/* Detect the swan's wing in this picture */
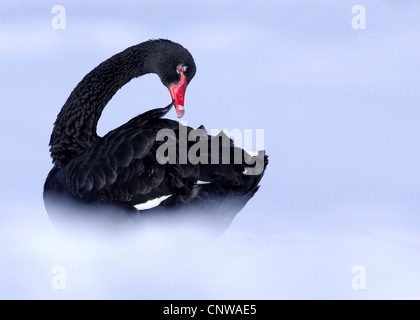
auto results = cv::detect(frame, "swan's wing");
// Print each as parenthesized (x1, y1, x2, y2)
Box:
(61, 116, 199, 208)
(59, 112, 268, 216)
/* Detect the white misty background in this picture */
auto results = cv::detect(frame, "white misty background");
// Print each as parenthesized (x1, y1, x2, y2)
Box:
(0, 0, 419, 299)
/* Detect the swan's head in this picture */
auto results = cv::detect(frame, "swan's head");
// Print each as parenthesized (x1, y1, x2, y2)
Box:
(152, 40, 196, 118)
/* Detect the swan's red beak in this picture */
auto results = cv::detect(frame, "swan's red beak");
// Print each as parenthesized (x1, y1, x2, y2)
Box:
(169, 73, 187, 118)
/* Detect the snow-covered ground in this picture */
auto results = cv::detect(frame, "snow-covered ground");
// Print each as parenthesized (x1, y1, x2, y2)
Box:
(1, 1, 420, 299)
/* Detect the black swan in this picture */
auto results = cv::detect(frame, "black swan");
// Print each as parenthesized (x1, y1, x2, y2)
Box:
(43, 39, 268, 234)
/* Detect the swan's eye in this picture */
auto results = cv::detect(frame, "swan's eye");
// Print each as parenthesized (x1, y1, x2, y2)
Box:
(177, 65, 187, 74)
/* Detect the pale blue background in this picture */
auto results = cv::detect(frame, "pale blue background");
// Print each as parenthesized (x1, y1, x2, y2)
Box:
(1, 0, 420, 299)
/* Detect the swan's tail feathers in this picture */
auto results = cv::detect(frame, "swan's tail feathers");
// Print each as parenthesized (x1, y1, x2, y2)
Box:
(139, 150, 269, 234)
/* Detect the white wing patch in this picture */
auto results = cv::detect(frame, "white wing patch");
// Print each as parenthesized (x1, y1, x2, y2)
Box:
(134, 195, 172, 211)
(196, 180, 211, 185)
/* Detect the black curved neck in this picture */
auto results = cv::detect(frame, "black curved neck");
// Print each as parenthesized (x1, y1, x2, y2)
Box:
(49, 41, 163, 168)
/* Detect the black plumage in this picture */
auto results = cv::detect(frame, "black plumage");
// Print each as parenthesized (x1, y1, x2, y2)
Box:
(44, 39, 268, 234)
